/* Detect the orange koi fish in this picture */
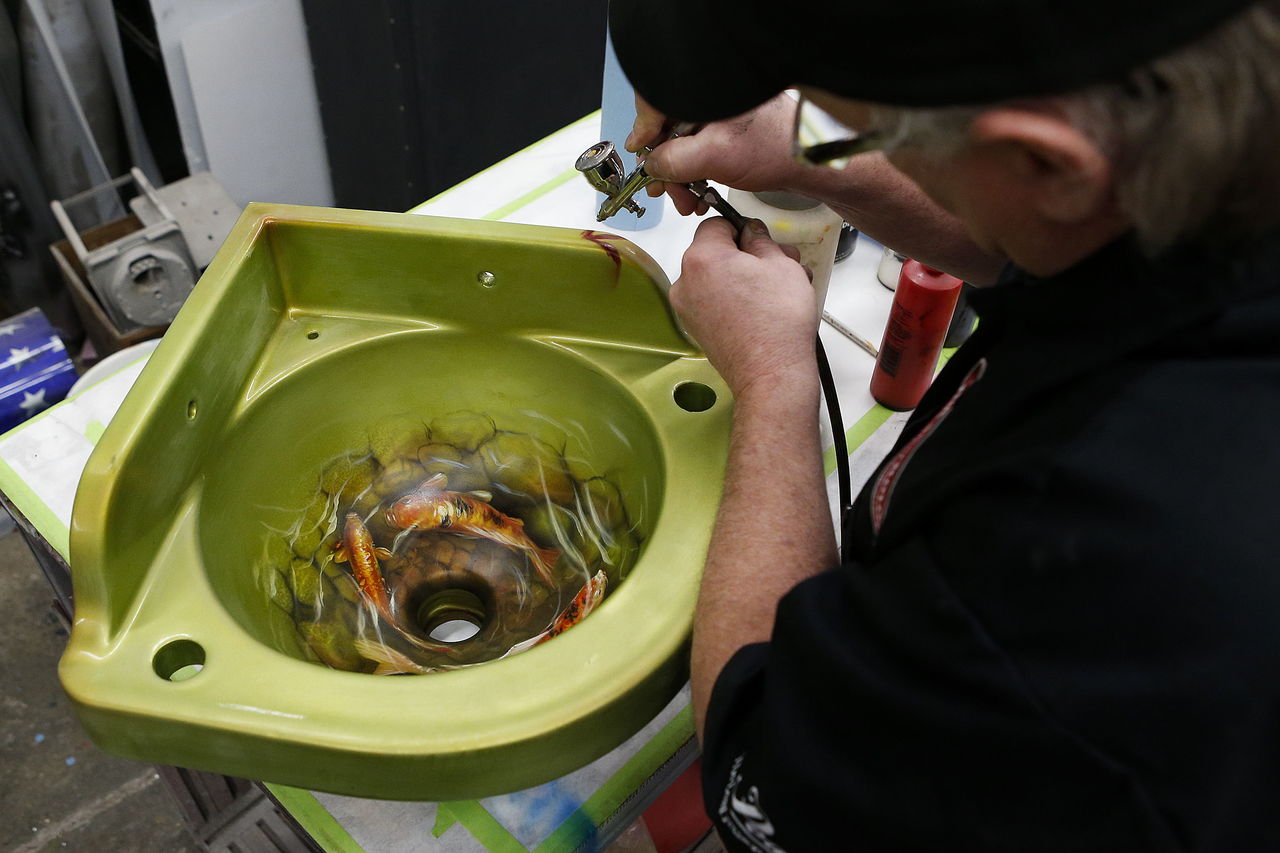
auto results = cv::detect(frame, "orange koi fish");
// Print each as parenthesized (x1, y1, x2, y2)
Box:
(504, 570, 608, 655)
(545, 569, 607, 640)
(384, 474, 560, 585)
(333, 512, 450, 655)
(333, 512, 394, 619)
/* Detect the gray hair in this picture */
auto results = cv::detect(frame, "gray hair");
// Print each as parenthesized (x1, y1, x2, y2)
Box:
(873, 0, 1280, 254)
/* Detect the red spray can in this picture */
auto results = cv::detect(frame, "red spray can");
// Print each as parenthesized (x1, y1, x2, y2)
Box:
(870, 260, 964, 411)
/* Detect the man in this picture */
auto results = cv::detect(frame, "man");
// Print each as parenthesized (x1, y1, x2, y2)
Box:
(610, 0, 1280, 849)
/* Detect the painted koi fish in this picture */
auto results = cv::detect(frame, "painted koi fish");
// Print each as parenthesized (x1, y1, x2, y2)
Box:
(353, 637, 436, 676)
(545, 569, 607, 640)
(333, 512, 451, 655)
(333, 512, 394, 620)
(505, 570, 608, 655)
(384, 473, 561, 585)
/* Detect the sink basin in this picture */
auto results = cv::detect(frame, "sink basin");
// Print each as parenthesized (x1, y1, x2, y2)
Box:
(60, 204, 731, 800)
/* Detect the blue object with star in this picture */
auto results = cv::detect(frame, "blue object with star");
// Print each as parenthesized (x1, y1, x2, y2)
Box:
(0, 308, 77, 434)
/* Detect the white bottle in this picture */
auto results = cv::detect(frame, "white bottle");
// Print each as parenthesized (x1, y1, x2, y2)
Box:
(727, 189, 843, 309)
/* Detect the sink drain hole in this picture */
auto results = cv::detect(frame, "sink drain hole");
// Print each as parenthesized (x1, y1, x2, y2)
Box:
(306, 330, 320, 340)
(154, 639, 206, 682)
(673, 381, 716, 412)
(416, 589, 486, 644)
(431, 619, 481, 643)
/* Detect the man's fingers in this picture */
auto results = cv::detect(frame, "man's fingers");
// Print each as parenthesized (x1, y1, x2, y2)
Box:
(686, 218, 810, 280)
(687, 216, 742, 256)
(689, 217, 806, 270)
(776, 244, 814, 280)
(672, 217, 738, 308)
(736, 221, 810, 280)
(643, 136, 709, 184)
(646, 176, 711, 217)
(626, 94, 666, 153)
(668, 185, 703, 216)
(735, 219, 790, 261)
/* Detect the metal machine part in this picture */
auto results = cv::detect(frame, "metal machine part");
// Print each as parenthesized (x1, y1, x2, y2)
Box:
(50, 167, 196, 331)
(128, 171, 241, 269)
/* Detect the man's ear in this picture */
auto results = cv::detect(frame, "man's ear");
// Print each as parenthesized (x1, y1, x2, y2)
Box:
(968, 108, 1116, 223)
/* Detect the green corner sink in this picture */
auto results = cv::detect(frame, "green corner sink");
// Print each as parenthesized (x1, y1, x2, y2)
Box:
(60, 204, 731, 800)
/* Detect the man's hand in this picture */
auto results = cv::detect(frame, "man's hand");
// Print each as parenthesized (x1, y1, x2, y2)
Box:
(670, 217, 818, 398)
(625, 93, 799, 216)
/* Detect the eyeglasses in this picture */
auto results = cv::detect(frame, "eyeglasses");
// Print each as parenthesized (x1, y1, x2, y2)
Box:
(791, 94, 886, 170)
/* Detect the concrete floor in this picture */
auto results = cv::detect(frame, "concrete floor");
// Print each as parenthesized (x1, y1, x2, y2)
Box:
(0, 528, 203, 853)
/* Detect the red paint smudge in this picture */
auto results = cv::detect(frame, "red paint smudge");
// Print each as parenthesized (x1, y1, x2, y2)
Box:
(581, 230, 622, 284)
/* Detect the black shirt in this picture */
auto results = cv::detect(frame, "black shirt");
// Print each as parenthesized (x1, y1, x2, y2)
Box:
(701, 235, 1280, 852)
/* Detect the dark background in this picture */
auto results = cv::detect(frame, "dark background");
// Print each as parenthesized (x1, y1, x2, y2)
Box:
(0, 0, 608, 329)
(302, 0, 608, 211)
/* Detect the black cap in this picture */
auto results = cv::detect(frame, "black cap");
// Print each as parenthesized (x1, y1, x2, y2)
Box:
(609, 0, 1258, 121)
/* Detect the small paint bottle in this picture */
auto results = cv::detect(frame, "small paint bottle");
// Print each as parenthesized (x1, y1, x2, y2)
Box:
(835, 221, 859, 263)
(870, 260, 963, 411)
(876, 246, 906, 290)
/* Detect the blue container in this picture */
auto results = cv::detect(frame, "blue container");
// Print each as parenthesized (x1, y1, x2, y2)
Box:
(599, 28, 663, 231)
(0, 308, 78, 433)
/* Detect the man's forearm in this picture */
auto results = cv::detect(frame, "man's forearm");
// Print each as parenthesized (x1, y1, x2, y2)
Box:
(691, 364, 837, 741)
(780, 155, 1007, 286)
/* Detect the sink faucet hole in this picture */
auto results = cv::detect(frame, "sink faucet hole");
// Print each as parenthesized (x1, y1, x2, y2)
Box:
(154, 639, 206, 682)
(673, 381, 716, 413)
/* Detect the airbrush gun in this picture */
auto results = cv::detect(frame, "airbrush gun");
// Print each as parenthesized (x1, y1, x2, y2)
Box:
(576, 120, 879, 361)
(575, 123, 750, 232)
